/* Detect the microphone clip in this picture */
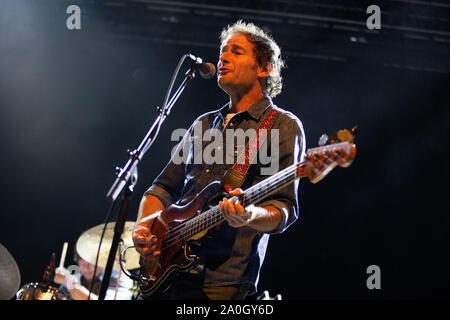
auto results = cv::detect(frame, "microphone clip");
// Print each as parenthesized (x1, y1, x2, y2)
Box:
(187, 53, 203, 65)
(186, 53, 216, 79)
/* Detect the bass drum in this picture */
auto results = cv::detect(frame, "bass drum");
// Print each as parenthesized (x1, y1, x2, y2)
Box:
(16, 282, 71, 300)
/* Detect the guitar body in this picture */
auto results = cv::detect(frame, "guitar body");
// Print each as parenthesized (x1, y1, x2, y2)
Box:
(138, 181, 223, 298)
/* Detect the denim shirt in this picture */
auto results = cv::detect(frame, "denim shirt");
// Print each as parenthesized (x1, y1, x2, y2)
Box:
(144, 95, 306, 291)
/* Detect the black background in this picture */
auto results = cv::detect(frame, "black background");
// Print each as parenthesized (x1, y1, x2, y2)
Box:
(1, 0, 449, 300)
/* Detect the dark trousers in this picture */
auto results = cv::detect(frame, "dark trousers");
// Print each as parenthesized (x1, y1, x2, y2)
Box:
(138, 279, 250, 300)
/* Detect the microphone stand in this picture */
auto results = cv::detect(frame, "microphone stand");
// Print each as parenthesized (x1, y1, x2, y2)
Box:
(98, 56, 198, 300)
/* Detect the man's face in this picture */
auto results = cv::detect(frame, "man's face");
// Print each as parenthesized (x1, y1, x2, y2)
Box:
(78, 258, 102, 281)
(217, 33, 263, 95)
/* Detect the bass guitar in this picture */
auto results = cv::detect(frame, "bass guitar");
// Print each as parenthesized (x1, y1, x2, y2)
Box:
(136, 127, 357, 298)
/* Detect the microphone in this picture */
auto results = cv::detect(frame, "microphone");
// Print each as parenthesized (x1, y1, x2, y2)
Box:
(187, 54, 216, 79)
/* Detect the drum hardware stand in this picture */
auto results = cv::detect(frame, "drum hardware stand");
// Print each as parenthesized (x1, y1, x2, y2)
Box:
(112, 242, 125, 300)
(42, 252, 56, 289)
(16, 253, 72, 300)
(98, 55, 201, 300)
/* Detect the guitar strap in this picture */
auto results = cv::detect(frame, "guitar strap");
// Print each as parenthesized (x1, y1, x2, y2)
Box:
(222, 107, 281, 192)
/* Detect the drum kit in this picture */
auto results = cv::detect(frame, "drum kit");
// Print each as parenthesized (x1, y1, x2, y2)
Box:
(0, 222, 140, 300)
(0, 243, 21, 300)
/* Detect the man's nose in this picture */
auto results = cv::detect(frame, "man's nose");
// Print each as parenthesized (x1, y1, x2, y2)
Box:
(219, 52, 230, 65)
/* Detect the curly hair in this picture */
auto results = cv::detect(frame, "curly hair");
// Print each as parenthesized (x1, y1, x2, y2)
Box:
(220, 20, 285, 98)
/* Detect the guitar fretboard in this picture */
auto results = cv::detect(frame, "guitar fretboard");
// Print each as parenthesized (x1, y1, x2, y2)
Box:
(181, 162, 299, 241)
(177, 141, 352, 242)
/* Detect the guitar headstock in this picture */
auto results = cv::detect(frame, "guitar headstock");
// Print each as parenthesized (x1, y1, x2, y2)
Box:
(297, 127, 357, 183)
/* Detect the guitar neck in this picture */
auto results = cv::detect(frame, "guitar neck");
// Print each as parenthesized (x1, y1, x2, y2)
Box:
(182, 163, 299, 240)
(180, 140, 355, 241)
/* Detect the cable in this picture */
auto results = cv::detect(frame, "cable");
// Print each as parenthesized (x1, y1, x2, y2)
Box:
(143, 54, 189, 154)
(87, 198, 118, 300)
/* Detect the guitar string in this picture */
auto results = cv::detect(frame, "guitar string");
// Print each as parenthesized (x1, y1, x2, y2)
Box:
(161, 156, 335, 250)
(160, 162, 299, 250)
(157, 143, 346, 244)
(159, 156, 299, 240)
(161, 151, 307, 241)
(160, 148, 344, 250)
(162, 145, 345, 243)
(160, 151, 341, 250)
(160, 148, 344, 249)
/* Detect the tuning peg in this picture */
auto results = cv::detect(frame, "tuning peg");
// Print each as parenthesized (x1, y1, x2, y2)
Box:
(336, 129, 355, 143)
(351, 126, 358, 138)
(127, 149, 140, 159)
(318, 134, 328, 146)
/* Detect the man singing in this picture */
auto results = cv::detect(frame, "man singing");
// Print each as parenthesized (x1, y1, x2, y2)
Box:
(133, 20, 305, 300)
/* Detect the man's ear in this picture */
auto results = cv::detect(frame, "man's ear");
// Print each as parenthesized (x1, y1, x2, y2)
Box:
(257, 62, 273, 78)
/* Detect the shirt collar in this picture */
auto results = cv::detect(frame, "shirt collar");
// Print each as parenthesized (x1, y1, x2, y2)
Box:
(219, 94, 273, 121)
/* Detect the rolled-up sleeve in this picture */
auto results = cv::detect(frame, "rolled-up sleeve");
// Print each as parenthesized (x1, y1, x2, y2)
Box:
(144, 120, 197, 207)
(144, 183, 176, 209)
(257, 116, 306, 234)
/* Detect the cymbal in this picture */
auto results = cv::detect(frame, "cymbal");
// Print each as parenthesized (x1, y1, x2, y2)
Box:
(76, 221, 140, 270)
(0, 243, 21, 300)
